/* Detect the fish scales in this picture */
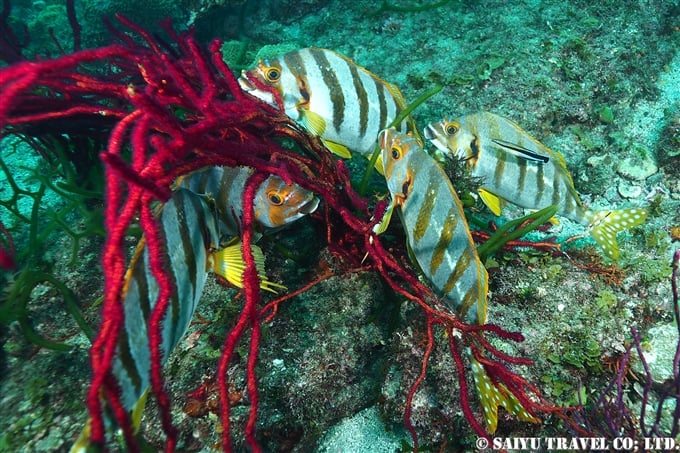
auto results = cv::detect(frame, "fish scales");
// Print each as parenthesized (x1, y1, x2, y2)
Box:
(113, 167, 319, 410)
(113, 188, 218, 409)
(379, 128, 539, 433)
(455, 113, 581, 217)
(239, 47, 408, 160)
(179, 166, 251, 236)
(425, 111, 647, 259)
(380, 129, 487, 325)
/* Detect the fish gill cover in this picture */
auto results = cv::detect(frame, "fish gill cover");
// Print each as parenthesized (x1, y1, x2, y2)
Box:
(0, 0, 679, 452)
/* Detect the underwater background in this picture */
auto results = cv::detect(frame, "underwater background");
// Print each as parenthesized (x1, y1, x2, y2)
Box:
(1, 0, 680, 451)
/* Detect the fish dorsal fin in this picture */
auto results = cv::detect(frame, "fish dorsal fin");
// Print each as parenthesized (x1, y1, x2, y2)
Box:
(491, 138, 550, 164)
(478, 188, 504, 216)
(322, 139, 353, 159)
(552, 149, 577, 188)
(211, 241, 287, 293)
(299, 109, 328, 139)
(585, 207, 648, 260)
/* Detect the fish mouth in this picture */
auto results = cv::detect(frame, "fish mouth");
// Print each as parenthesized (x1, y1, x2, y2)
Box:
(423, 124, 436, 140)
(423, 124, 448, 152)
(299, 196, 320, 215)
(238, 71, 255, 92)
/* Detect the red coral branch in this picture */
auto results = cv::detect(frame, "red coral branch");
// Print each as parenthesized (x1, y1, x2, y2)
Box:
(0, 13, 570, 452)
(0, 219, 15, 270)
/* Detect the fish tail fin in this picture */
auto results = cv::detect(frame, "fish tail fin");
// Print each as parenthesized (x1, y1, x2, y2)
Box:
(585, 207, 647, 259)
(470, 356, 539, 433)
(211, 241, 287, 293)
(69, 419, 92, 453)
(70, 390, 149, 452)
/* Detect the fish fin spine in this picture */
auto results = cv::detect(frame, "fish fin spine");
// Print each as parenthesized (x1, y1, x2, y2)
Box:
(212, 242, 287, 293)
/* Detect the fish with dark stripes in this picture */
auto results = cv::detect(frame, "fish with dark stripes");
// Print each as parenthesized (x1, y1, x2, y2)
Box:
(72, 167, 318, 451)
(424, 111, 647, 259)
(238, 47, 412, 169)
(378, 128, 538, 433)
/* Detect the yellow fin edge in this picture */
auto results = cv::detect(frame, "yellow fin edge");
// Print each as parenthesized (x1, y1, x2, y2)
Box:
(212, 242, 286, 293)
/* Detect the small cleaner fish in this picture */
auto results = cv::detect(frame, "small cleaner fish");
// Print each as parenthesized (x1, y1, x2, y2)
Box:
(424, 111, 647, 259)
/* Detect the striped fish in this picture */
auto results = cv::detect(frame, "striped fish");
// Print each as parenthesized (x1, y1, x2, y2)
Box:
(424, 111, 647, 259)
(379, 128, 538, 433)
(112, 167, 318, 410)
(72, 167, 318, 451)
(238, 47, 412, 168)
(178, 166, 319, 233)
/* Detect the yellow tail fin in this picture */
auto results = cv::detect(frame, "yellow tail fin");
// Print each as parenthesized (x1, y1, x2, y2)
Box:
(586, 207, 647, 260)
(211, 242, 286, 293)
(470, 358, 539, 433)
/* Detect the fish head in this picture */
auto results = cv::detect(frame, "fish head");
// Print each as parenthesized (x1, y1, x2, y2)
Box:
(253, 175, 319, 228)
(424, 118, 473, 161)
(379, 128, 421, 205)
(239, 55, 303, 119)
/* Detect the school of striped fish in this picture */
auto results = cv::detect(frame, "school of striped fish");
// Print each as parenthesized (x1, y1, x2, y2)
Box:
(80, 47, 650, 446)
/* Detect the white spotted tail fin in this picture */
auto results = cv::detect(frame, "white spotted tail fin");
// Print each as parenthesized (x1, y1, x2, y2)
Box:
(585, 207, 647, 260)
(470, 356, 539, 433)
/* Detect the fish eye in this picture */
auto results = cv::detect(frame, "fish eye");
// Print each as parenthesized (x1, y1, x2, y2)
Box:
(445, 123, 458, 135)
(267, 191, 284, 205)
(390, 146, 402, 160)
(265, 67, 281, 82)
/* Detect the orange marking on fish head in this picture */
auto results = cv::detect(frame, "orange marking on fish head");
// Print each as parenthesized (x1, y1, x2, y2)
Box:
(253, 176, 319, 228)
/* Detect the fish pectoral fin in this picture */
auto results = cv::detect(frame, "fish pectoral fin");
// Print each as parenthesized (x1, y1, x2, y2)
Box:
(322, 139, 353, 159)
(586, 207, 648, 260)
(478, 189, 504, 216)
(211, 242, 287, 293)
(374, 153, 385, 175)
(491, 138, 550, 164)
(372, 199, 397, 235)
(470, 357, 540, 434)
(300, 109, 328, 139)
(527, 209, 560, 225)
(70, 388, 149, 453)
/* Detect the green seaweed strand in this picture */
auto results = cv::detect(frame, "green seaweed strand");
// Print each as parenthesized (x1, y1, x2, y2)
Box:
(15, 271, 93, 350)
(475, 205, 558, 262)
(359, 84, 443, 196)
(0, 180, 94, 350)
